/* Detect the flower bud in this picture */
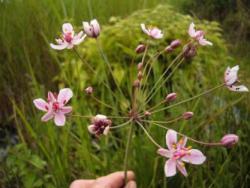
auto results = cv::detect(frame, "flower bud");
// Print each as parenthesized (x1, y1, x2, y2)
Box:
(220, 134, 239, 147)
(170, 39, 181, 49)
(83, 19, 100, 38)
(165, 92, 177, 102)
(135, 44, 146, 54)
(183, 44, 197, 58)
(133, 79, 140, 88)
(144, 111, 151, 116)
(165, 46, 173, 53)
(182, 111, 194, 120)
(137, 71, 143, 80)
(137, 62, 143, 71)
(85, 86, 93, 95)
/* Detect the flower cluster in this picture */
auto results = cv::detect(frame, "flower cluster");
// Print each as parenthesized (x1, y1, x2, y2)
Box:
(50, 19, 101, 50)
(34, 19, 248, 181)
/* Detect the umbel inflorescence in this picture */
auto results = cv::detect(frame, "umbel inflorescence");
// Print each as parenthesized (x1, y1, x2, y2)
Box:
(33, 20, 248, 180)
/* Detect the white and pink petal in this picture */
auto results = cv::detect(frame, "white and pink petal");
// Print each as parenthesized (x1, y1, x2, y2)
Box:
(90, 19, 100, 36)
(33, 99, 49, 112)
(227, 85, 249, 92)
(224, 65, 239, 86)
(57, 88, 73, 104)
(62, 23, 74, 34)
(157, 148, 172, 158)
(176, 161, 188, 177)
(164, 159, 177, 177)
(140, 24, 150, 35)
(188, 22, 196, 38)
(72, 31, 86, 45)
(61, 106, 72, 114)
(50, 43, 68, 50)
(166, 129, 177, 150)
(88, 124, 96, 134)
(181, 149, 206, 165)
(41, 111, 54, 122)
(199, 38, 213, 46)
(54, 112, 66, 126)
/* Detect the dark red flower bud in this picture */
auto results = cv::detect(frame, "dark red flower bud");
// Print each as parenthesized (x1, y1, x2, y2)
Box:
(135, 44, 146, 54)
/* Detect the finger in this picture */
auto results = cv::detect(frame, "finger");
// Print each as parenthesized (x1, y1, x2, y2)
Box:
(125, 180, 137, 188)
(69, 179, 95, 188)
(95, 171, 135, 188)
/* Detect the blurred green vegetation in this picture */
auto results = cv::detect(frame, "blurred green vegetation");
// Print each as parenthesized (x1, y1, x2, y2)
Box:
(0, 0, 250, 188)
(167, 0, 250, 63)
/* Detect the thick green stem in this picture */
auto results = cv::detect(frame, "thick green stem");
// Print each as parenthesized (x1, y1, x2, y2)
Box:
(123, 123, 134, 184)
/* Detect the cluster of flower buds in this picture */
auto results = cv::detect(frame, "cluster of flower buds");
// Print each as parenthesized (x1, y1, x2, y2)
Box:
(133, 62, 144, 88)
(165, 39, 181, 53)
(88, 114, 112, 136)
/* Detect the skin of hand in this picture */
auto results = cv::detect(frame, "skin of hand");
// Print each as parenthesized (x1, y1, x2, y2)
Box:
(70, 171, 136, 188)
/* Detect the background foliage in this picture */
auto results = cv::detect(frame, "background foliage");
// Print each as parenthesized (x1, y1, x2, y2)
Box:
(0, 0, 249, 187)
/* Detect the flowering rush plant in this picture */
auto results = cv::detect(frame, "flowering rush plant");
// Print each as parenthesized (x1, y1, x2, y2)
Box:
(33, 20, 248, 182)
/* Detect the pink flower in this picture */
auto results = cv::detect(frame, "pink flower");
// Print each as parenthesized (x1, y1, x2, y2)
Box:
(157, 129, 206, 177)
(141, 24, 163, 39)
(83, 19, 100, 38)
(50, 23, 86, 50)
(224, 65, 248, 92)
(188, 22, 212, 46)
(33, 88, 73, 126)
(88, 114, 112, 136)
(220, 134, 239, 147)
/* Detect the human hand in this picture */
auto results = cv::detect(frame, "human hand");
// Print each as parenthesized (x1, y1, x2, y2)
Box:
(70, 171, 136, 188)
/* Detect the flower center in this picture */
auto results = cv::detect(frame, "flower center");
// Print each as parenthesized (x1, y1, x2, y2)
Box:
(195, 30, 204, 39)
(173, 147, 191, 160)
(52, 102, 60, 112)
(64, 33, 73, 43)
